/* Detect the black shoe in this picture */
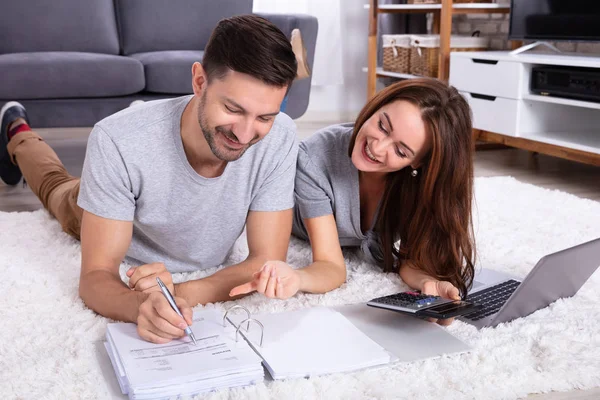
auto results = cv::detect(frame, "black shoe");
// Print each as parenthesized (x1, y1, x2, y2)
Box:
(0, 101, 30, 185)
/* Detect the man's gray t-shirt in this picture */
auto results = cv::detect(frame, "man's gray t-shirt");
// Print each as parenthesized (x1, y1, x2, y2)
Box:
(292, 123, 384, 265)
(78, 95, 298, 272)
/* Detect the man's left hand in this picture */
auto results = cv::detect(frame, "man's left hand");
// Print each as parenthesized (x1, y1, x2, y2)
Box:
(127, 262, 174, 294)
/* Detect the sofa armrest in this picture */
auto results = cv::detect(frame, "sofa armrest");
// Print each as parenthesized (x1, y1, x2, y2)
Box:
(254, 13, 318, 119)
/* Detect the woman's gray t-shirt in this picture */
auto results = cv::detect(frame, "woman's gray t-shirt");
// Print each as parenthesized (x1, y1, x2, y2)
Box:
(292, 123, 384, 265)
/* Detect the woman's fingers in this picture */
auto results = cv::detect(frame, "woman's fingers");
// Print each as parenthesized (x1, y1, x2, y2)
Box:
(255, 265, 272, 294)
(436, 281, 460, 300)
(437, 317, 455, 326)
(229, 265, 270, 297)
(229, 282, 256, 297)
(275, 277, 285, 299)
(230, 263, 293, 299)
(447, 285, 460, 300)
(264, 268, 277, 298)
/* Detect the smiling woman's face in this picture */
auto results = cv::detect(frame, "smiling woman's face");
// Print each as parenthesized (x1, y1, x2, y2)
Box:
(350, 100, 431, 174)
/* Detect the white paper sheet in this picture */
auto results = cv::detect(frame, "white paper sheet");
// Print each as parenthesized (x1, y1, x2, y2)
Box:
(228, 307, 392, 379)
(105, 309, 263, 399)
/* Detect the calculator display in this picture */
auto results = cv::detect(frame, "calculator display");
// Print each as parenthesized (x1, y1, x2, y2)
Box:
(429, 301, 473, 313)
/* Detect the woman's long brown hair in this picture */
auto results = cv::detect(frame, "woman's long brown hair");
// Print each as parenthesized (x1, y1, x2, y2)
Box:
(348, 79, 476, 297)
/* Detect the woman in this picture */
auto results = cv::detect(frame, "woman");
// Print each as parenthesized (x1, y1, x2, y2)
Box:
(230, 79, 476, 312)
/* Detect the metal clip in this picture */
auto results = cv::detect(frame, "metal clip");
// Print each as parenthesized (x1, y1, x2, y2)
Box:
(235, 318, 265, 347)
(223, 305, 251, 330)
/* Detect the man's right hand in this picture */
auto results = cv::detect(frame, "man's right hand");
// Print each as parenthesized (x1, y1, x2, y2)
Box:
(136, 292, 193, 344)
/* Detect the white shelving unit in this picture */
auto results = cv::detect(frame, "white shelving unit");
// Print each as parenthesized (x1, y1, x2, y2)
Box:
(522, 94, 600, 110)
(376, 67, 419, 80)
(366, 1, 511, 99)
(520, 132, 600, 155)
(362, 66, 420, 80)
(449, 50, 600, 165)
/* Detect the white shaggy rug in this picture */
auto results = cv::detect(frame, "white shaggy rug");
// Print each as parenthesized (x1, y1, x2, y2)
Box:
(1, 176, 600, 400)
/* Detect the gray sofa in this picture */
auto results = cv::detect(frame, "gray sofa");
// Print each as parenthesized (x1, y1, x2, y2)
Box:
(0, 0, 317, 128)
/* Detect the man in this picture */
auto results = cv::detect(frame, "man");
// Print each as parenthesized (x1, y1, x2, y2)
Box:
(0, 15, 299, 344)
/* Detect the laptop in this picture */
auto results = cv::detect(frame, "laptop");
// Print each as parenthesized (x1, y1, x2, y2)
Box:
(461, 237, 600, 329)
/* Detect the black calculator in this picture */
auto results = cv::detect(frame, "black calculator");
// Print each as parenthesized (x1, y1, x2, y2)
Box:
(367, 291, 482, 319)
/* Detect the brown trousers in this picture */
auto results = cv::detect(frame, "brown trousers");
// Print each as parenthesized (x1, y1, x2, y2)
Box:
(8, 130, 83, 239)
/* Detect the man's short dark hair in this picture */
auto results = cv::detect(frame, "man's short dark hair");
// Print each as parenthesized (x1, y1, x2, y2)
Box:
(202, 15, 297, 88)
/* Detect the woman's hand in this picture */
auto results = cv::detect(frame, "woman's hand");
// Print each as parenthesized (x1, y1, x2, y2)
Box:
(422, 280, 460, 301)
(229, 261, 301, 299)
(420, 280, 461, 326)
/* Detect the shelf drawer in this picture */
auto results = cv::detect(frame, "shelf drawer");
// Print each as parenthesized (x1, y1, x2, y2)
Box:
(450, 55, 524, 99)
(461, 92, 520, 136)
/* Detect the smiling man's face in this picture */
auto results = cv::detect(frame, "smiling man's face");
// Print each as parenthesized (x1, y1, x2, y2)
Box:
(197, 70, 288, 162)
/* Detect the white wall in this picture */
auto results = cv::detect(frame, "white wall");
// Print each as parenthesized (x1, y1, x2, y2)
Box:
(304, 0, 369, 121)
(303, 0, 369, 121)
(253, 0, 370, 122)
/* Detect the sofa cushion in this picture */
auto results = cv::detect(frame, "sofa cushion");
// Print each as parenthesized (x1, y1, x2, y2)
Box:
(0, 0, 120, 55)
(0, 53, 145, 100)
(115, 0, 253, 55)
(130, 51, 204, 94)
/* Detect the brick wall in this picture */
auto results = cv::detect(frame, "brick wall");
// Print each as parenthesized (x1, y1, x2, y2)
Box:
(448, 0, 600, 54)
(452, 12, 510, 50)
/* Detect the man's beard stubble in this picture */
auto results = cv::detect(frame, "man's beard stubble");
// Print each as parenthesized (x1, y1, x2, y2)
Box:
(197, 95, 251, 162)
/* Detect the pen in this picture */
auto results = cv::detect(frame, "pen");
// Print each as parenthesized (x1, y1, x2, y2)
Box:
(156, 277, 197, 346)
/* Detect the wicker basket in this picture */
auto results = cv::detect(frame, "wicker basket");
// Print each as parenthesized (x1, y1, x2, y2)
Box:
(409, 35, 488, 77)
(382, 34, 412, 73)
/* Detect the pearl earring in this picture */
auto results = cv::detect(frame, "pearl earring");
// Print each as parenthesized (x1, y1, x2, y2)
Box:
(411, 169, 418, 177)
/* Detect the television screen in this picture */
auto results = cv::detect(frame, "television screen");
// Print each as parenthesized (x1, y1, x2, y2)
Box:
(509, 0, 600, 41)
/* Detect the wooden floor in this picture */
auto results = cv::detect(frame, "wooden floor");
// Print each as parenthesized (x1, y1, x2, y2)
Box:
(1, 124, 599, 400)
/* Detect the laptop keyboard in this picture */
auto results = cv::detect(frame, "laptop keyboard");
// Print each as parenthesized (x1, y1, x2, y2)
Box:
(463, 280, 521, 321)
